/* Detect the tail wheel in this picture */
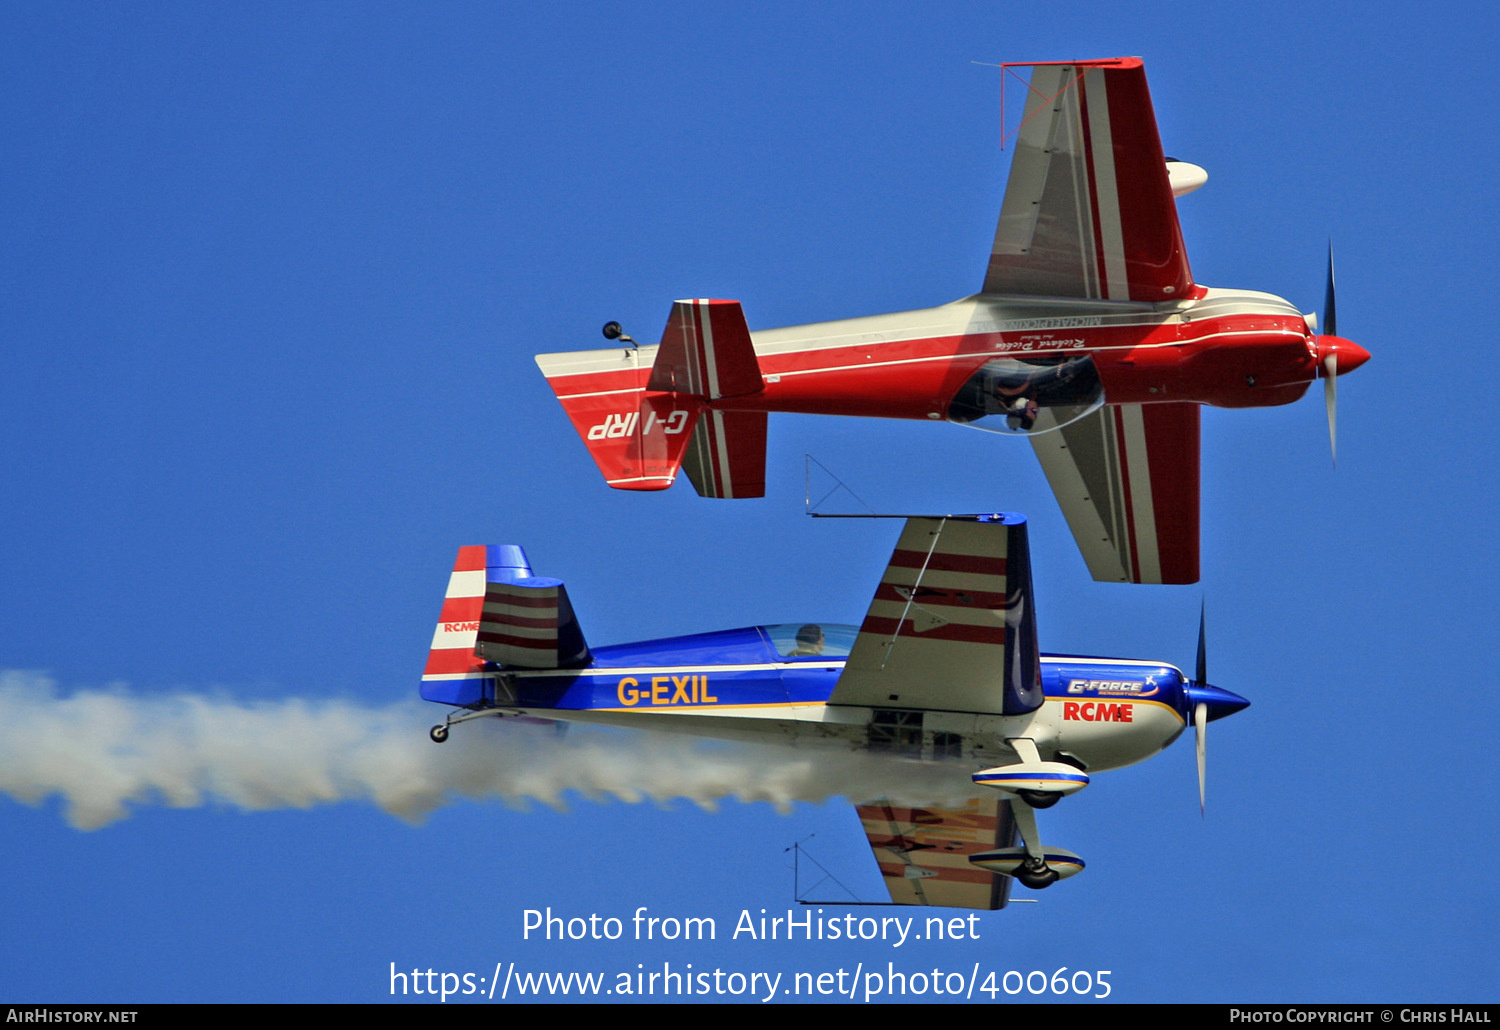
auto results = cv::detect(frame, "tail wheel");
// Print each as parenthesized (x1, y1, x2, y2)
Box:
(429, 725, 449, 744)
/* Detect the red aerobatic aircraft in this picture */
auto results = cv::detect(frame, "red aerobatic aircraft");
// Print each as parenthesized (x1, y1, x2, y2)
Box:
(537, 58, 1369, 584)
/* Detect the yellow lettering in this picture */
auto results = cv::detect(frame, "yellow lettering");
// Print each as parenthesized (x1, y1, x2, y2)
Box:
(651, 676, 669, 705)
(617, 677, 640, 707)
(671, 675, 692, 704)
(699, 675, 717, 704)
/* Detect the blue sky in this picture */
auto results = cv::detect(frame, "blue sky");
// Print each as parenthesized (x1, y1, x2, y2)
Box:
(3, 1, 1498, 1004)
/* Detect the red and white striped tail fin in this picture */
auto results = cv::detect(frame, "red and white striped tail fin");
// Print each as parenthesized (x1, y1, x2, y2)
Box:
(420, 545, 499, 706)
(420, 545, 593, 705)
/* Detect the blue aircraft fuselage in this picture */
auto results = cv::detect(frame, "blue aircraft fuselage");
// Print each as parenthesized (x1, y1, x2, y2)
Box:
(421, 624, 1247, 774)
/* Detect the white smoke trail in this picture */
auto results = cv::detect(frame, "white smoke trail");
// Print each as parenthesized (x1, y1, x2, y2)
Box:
(0, 671, 979, 830)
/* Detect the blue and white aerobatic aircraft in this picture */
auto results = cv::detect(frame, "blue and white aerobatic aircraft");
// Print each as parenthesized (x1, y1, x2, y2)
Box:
(420, 515, 1247, 909)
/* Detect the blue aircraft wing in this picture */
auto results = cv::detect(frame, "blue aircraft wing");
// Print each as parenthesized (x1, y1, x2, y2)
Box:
(829, 514, 1042, 717)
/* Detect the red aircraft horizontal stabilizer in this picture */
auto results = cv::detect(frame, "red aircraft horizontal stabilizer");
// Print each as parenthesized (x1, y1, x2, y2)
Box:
(536, 299, 766, 494)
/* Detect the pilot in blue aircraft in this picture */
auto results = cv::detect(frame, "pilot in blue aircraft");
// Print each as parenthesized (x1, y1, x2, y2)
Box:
(788, 624, 825, 657)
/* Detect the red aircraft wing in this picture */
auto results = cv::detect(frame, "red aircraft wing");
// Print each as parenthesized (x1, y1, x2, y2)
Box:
(983, 58, 1194, 302)
(1029, 401, 1200, 584)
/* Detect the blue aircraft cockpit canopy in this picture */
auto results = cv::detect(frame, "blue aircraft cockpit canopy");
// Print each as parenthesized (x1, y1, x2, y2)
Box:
(764, 623, 857, 659)
(588, 626, 776, 668)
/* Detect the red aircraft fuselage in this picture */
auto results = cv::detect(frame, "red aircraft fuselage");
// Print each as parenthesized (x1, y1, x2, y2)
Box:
(546, 286, 1366, 429)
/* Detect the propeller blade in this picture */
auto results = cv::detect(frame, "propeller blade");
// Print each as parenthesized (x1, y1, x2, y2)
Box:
(1324, 243, 1337, 339)
(1193, 606, 1208, 814)
(1194, 701, 1208, 815)
(1322, 243, 1339, 464)
(1195, 601, 1207, 687)
(1324, 351, 1338, 465)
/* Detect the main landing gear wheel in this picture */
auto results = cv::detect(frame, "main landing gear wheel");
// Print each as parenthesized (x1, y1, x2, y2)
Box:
(1016, 789, 1061, 809)
(429, 724, 449, 744)
(1016, 858, 1059, 890)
